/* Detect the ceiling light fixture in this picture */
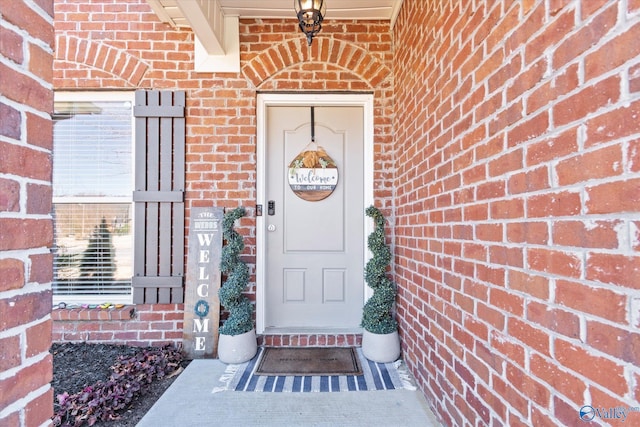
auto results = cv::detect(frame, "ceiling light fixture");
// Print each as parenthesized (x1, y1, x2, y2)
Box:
(294, 0, 326, 46)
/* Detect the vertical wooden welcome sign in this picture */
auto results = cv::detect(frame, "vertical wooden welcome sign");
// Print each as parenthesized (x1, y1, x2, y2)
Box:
(183, 207, 223, 359)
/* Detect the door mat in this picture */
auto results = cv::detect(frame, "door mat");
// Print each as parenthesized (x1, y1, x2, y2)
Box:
(212, 347, 417, 393)
(255, 347, 362, 376)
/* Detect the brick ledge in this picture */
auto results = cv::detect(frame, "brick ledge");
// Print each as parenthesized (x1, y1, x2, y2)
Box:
(259, 333, 362, 347)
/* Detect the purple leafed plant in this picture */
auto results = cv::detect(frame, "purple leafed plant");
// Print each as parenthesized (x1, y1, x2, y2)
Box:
(52, 345, 183, 427)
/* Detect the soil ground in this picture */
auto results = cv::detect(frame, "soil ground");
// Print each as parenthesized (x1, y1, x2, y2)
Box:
(51, 343, 187, 427)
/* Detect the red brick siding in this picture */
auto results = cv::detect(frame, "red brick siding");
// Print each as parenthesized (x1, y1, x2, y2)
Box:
(0, 0, 54, 425)
(260, 334, 361, 348)
(52, 0, 393, 346)
(394, 1, 640, 425)
(51, 305, 183, 346)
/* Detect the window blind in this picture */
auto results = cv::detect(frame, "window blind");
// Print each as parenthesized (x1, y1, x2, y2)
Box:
(52, 203, 132, 295)
(53, 101, 132, 198)
(52, 97, 133, 299)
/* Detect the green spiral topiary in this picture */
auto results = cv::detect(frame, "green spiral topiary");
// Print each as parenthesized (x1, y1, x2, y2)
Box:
(218, 207, 254, 336)
(360, 205, 398, 334)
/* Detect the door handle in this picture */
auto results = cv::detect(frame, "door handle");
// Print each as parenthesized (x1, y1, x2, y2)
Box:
(268, 200, 275, 215)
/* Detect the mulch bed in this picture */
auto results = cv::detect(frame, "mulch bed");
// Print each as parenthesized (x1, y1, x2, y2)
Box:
(51, 343, 188, 427)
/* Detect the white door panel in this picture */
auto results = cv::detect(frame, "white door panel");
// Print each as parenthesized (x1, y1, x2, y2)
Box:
(265, 106, 364, 330)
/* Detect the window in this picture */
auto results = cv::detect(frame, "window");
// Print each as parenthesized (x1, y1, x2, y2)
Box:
(52, 92, 134, 303)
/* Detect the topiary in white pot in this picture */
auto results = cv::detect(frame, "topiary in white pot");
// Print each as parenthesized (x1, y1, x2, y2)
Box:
(217, 207, 257, 364)
(360, 205, 400, 363)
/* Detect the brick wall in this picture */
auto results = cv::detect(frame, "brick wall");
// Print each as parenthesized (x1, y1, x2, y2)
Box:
(51, 304, 183, 346)
(0, 0, 54, 425)
(52, 0, 393, 346)
(394, 0, 640, 425)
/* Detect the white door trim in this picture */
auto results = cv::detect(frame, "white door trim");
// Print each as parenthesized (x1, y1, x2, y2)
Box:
(256, 93, 375, 334)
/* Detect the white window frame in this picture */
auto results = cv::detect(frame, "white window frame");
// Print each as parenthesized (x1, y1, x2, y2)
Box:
(52, 91, 135, 305)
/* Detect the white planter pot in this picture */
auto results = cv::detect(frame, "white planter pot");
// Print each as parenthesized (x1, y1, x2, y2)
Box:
(362, 329, 401, 363)
(218, 329, 258, 364)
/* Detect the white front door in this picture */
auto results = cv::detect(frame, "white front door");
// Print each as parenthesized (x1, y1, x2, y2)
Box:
(262, 104, 365, 331)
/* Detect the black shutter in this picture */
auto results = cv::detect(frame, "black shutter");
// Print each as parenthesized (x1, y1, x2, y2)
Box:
(132, 90, 185, 304)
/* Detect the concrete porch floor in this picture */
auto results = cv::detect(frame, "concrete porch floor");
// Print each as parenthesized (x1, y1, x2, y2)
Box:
(137, 358, 441, 427)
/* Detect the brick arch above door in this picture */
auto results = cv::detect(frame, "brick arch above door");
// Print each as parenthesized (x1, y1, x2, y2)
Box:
(54, 35, 149, 88)
(242, 38, 391, 89)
